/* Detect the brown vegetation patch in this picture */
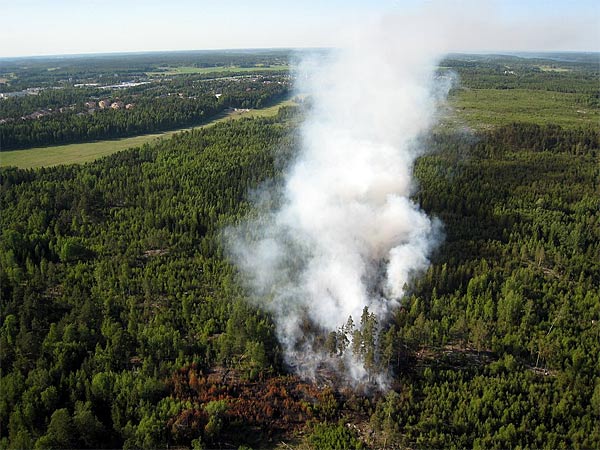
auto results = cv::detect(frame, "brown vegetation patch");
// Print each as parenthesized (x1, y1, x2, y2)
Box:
(142, 248, 169, 258)
(166, 364, 331, 446)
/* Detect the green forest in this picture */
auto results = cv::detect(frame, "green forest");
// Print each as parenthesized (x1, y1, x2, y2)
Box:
(1, 53, 599, 449)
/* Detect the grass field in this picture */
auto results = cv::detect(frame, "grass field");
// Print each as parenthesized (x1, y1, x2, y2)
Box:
(146, 65, 289, 76)
(0, 99, 297, 169)
(445, 88, 598, 129)
(4, 87, 595, 169)
(537, 65, 572, 72)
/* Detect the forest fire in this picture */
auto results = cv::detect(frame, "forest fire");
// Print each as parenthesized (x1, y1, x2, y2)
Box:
(165, 364, 367, 447)
(228, 17, 451, 388)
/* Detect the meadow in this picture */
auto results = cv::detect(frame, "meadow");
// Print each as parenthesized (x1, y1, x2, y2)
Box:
(446, 88, 598, 130)
(3, 83, 596, 169)
(3, 85, 595, 169)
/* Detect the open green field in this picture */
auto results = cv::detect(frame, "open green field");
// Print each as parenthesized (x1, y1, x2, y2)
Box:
(0, 99, 297, 169)
(146, 65, 289, 76)
(537, 65, 572, 72)
(4, 86, 596, 169)
(445, 88, 599, 129)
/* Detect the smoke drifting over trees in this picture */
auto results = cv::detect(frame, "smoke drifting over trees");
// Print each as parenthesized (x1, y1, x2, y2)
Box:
(228, 18, 451, 386)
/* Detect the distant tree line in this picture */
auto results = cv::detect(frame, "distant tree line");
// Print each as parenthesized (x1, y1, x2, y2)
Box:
(0, 50, 291, 91)
(0, 76, 290, 150)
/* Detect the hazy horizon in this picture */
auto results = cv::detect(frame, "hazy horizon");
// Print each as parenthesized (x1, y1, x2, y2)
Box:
(1, 47, 599, 62)
(2, 0, 599, 58)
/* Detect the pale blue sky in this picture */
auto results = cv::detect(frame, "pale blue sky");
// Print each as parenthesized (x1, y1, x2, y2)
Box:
(1, 0, 598, 57)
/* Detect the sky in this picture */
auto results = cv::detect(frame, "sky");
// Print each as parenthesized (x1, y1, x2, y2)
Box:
(1, 0, 598, 57)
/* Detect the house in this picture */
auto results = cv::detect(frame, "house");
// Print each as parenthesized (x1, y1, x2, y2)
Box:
(98, 99, 111, 109)
(110, 101, 124, 110)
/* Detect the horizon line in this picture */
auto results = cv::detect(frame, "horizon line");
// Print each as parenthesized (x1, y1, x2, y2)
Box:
(1, 47, 599, 61)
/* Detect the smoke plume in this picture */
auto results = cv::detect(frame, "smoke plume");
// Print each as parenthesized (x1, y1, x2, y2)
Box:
(228, 15, 451, 387)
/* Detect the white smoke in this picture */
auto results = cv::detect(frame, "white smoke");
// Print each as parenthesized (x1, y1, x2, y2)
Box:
(228, 14, 451, 386)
